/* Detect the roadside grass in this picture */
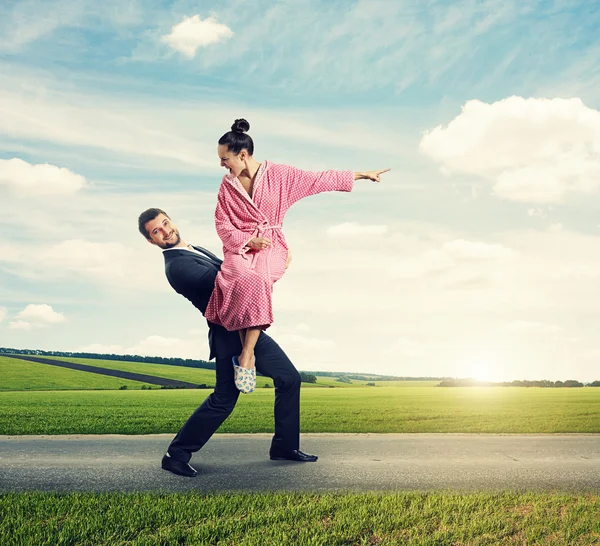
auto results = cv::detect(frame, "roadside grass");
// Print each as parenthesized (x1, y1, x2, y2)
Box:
(1, 386, 599, 435)
(0, 356, 155, 391)
(0, 491, 598, 545)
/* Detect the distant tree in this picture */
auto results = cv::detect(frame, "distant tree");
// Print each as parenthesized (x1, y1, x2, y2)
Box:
(335, 377, 352, 384)
(299, 372, 317, 384)
(366, 382, 376, 386)
(588, 381, 600, 387)
(263, 383, 272, 388)
(119, 385, 128, 390)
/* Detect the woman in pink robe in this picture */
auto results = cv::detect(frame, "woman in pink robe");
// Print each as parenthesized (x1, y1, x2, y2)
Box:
(204, 119, 389, 374)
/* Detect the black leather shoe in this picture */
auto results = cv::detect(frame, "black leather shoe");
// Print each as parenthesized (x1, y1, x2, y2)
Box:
(269, 449, 318, 462)
(161, 453, 197, 477)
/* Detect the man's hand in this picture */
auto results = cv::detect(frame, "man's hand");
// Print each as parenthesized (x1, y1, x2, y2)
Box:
(354, 168, 391, 182)
(247, 237, 272, 250)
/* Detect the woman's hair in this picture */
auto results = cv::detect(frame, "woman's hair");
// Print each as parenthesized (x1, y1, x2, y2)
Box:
(218, 118, 254, 155)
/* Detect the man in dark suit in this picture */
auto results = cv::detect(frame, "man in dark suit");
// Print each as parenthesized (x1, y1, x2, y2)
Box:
(138, 207, 317, 477)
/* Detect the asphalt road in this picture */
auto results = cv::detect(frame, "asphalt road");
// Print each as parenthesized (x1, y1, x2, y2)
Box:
(0, 433, 598, 493)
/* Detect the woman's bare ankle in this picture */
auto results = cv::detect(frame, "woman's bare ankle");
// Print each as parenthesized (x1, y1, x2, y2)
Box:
(238, 350, 255, 369)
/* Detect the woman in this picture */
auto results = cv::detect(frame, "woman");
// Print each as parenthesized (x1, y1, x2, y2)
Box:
(204, 119, 389, 392)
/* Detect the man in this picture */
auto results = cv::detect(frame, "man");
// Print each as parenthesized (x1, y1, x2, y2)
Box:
(138, 208, 317, 477)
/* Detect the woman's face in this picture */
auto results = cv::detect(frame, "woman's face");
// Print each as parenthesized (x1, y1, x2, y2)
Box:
(218, 144, 246, 177)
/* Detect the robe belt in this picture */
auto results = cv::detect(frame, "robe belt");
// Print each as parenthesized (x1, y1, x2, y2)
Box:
(249, 223, 282, 270)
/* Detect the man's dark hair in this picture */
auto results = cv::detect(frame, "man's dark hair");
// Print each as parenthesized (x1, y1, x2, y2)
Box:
(138, 208, 169, 239)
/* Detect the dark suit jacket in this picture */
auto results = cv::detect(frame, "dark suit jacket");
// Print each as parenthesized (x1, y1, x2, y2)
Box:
(163, 245, 241, 360)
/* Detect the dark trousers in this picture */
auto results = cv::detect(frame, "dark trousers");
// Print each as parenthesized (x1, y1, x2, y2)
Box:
(167, 333, 301, 463)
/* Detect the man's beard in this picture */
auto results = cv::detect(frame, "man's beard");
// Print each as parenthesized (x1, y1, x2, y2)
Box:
(162, 231, 181, 249)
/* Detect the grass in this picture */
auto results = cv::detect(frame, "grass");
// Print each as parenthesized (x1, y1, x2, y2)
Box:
(0, 356, 155, 391)
(1, 386, 599, 435)
(0, 491, 598, 545)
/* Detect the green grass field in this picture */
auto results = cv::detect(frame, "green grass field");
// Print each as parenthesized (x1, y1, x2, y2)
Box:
(0, 491, 598, 545)
(0, 356, 155, 391)
(1, 386, 598, 435)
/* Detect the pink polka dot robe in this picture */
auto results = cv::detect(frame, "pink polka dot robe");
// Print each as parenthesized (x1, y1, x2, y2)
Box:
(204, 161, 354, 332)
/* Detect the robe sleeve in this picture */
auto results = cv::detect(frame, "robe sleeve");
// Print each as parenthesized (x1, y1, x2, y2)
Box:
(281, 164, 354, 208)
(214, 184, 255, 255)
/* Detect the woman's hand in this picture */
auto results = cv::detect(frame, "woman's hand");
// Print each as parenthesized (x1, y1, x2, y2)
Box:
(355, 168, 391, 182)
(247, 237, 272, 250)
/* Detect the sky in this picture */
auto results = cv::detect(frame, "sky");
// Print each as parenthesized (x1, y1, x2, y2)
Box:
(2, 0, 600, 382)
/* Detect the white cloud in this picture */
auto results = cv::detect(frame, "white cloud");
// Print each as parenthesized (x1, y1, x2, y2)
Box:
(78, 334, 211, 361)
(548, 223, 563, 232)
(420, 96, 600, 203)
(9, 320, 31, 331)
(16, 303, 66, 328)
(501, 320, 563, 334)
(0, 158, 87, 197)
(267, 327, 337, 370)
(384, 338, 427, 358)
(528, 207, 549, 218)
(37, 240, 129, 279)
(441, 239, 514, 261)
(388, 238, 514, 281)
(77, 343, 125, 354)
(8, 304, 66, 331)
(161, 15, 233, 57)
(327, 222, 388, 237)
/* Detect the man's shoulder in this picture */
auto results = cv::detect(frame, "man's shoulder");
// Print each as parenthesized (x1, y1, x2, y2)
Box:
(163, 250, 195, 276)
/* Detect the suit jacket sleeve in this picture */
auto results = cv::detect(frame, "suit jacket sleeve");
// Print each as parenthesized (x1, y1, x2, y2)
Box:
(165, 258, 215, 314)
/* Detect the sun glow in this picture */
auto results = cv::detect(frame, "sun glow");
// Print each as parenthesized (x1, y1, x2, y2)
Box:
(461, 351, 506, 383)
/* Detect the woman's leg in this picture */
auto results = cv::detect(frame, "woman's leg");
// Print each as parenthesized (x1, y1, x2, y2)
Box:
(238, 326, 263, 369)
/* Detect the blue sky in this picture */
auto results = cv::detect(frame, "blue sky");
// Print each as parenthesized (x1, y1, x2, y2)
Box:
(2, 0, 600, 381)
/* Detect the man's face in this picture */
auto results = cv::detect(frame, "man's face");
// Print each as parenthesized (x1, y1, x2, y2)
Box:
(218, 144, 246, 177)
(145, 213, 181, 249)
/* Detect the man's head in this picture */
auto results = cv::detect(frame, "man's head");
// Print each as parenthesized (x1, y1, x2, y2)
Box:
(138, 208, 182, 249)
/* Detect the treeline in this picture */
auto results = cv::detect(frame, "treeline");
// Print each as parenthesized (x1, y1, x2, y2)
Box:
(0, 347, 215, 371)
(303, 371, 449, 381)
(437, 379, 599, 388)
(299, 372, 317, 383)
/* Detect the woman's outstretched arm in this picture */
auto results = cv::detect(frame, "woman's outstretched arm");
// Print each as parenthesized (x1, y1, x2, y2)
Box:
(280, 164, 390, 208)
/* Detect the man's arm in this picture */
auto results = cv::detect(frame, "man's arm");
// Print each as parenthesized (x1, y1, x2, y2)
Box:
(166, 257, 217, 314)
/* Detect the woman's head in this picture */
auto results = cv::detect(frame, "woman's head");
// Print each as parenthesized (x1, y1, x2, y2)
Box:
(218, 118, 254, 176)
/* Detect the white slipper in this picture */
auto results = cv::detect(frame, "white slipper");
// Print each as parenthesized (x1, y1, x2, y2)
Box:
(232, 356, 256, 394)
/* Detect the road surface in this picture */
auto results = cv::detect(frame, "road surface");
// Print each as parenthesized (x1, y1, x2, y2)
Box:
(0, 433, 598, 493)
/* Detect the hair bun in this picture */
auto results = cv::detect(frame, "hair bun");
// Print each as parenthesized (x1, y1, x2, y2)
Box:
(231, 118, 250, 133)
